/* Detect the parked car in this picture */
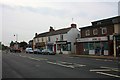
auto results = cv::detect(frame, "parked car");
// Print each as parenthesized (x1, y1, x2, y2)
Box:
(33, 49, 42, 54)
(25, 48, 33, 53)
(42, 49, 56, 55)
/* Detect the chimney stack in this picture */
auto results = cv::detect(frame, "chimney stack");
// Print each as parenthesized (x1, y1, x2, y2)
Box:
(49, 26, 55, 32)
(71, 23, 77, 28)
(35, 33, 37, 37)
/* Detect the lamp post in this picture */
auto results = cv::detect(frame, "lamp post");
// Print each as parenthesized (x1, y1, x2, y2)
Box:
(14, 34, 18, 42)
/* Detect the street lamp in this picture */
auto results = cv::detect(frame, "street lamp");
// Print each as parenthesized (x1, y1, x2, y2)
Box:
(14, 34, 18, 42)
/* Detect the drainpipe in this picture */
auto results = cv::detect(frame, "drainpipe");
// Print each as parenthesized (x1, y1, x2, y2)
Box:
(113, 35, 116, 57)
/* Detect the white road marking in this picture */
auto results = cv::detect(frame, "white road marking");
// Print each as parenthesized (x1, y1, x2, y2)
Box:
(56, 63, 75, 68)
(21, 56, 27, 58)
(104, 60, 113, 62)
(90, 69, 111, 72)
(59, 61, 73, 64)
(47, 61, 75, 69)
(96, 72, 120, 78)
(28, 57, 41, 61)
(58, 61, 86, 67)
(47, 61, 57, 65)
(28, 57, 47, 61)
(100, 66, 120, 72)
(74, 63, 86, 67)
(95, 59, 113, 62)
(100, 66, 119, 69)
(95, 59, 102, 61)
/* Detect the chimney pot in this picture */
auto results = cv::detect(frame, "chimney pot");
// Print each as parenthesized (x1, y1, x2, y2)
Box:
(35, 33, 37, 37)
(71, 24, 77, 28)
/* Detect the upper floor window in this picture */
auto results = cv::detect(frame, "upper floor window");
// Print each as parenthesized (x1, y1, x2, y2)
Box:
(85, 30, 90, 36)
(97, 22, 102, 25)
(42, 37, 44, 42)
(102, 27, 107, 34)
(36, 38, 39, 42)
(60, 34, 63, 41)
(93, 29, 98, 35)
(48, 36, 50, 42)
(77, 34, 80, 38)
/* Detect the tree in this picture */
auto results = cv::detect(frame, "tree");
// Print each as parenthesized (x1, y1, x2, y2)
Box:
(2, 44, 9, 50)
(19, 41, 28, 50)
(10, 41, 14, 47)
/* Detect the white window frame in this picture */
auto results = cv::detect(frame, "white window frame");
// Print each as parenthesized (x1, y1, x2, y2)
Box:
(93, 29, 98, 35)
(85, 30, 90, 36)
(102, 27, 107, 34)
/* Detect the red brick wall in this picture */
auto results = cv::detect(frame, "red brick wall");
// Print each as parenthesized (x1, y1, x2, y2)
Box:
(81, 25, 114, 38)
(76, 43, 83, 55)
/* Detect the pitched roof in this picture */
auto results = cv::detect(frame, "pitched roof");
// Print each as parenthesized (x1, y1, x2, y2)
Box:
(47, 27, 71, 36)
(34, 32, 49, 38)
(34, 27, 72, 38)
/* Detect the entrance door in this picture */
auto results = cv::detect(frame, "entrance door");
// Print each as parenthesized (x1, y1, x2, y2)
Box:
(54, 44, 56, 53)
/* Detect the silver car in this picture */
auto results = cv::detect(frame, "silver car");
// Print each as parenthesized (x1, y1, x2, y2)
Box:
(25, 48, 33, 53)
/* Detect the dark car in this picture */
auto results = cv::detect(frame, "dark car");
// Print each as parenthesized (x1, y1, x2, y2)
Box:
(33, 49, 42, 54)
(42, 49, 56, 55)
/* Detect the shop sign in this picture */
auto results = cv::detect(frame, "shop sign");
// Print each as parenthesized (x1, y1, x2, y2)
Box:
(56, 41, 67, 44)
(77, 36, 108, 42)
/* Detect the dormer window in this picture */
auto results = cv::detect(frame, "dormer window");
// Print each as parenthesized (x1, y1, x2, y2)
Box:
(102, 27, 107, 34)
(93, 29, 98, 35)
(85, 30, 90, 36)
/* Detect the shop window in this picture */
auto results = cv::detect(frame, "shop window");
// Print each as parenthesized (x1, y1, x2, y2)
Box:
(101, 42, 108, 50)
(62, 43, 71, 51)
(89, 42, 94, 50)
(102, 27, 107, 35)
(93, 29, 98, 35)
(62, 44, 68, 51)
(67, 43, 71, 51)
(85, 30, 90, 36)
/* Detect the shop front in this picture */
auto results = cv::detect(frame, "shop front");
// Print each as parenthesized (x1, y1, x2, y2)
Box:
(77, 36, 110, 55)
(35, 42, 45, 49)
(46, 42, 54, 51)
(56, 41, 71, 54)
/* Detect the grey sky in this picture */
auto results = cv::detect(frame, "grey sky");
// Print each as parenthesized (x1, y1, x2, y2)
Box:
(0, 0, 119, 46)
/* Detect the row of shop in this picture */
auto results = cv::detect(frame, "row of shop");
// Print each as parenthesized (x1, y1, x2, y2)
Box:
(34, 41, 72, 54)
(76, 35, 120, 56)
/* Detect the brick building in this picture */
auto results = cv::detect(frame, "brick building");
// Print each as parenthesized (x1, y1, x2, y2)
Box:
(76, 16, 120, 56)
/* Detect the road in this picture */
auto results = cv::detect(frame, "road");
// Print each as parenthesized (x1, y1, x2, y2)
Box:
(2, 51, 120, 79)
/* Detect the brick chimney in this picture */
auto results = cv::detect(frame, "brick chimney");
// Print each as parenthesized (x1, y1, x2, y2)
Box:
(35, 33, 37, 37)
(71, 23, 77, 28)
(49, 26, 55, 32)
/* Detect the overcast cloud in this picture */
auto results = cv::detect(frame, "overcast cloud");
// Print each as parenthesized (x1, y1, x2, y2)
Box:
(0, 0, 119, 46)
